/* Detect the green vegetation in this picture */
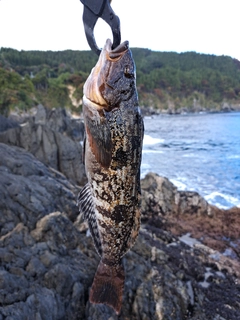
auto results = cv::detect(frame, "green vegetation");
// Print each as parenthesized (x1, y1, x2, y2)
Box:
(133, 49, 240, 110)
(1, 47, 240, 115)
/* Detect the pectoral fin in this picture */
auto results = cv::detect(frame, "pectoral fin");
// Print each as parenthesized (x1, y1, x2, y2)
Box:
(85, 115, 112, 168)
(77, 184, 102, 256)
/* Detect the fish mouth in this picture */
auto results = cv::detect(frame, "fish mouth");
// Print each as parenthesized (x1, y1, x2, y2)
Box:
(83, 39, 129, 109)
(106, 39, 129, 60)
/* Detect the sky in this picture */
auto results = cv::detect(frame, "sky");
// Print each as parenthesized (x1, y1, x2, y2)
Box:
(0, 0, 239, 61)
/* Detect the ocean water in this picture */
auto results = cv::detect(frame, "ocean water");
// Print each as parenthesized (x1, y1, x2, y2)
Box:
(141, 112, 240, 209)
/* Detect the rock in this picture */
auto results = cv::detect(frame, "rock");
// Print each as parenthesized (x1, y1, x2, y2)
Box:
(177, 190, 212, 216)
(34, 104, 47, 124)
(141, 172, 178, 219)
(140, 106, 160, 117)
(141, 172, 240, 261)
(1, 209, 239, 319)
(0, 143, 80, 236)
(0, 106, 87, 186)
(0, 218, 95, 320)
(0, 146, 239, 319)
(36, 105, 85, 141)
(0, 115, 19, 132)
(141, 172, 213, 218)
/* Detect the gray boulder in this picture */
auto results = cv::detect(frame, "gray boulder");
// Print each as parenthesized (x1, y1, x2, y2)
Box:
(0, 143, 80, 236)
(141, 172, 213, 218)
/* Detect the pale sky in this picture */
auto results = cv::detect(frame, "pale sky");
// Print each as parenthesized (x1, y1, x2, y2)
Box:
(0, 0, 239, 61)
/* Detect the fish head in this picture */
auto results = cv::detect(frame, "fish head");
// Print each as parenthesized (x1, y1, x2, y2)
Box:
(84, 39, 136, 111)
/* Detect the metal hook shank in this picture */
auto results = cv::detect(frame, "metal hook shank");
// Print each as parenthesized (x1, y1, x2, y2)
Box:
(81, 0, 121, 55)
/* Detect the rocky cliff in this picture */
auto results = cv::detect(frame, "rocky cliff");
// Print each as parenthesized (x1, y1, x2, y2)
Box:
(0, 105, 87, 186)
(0, 108, 239, 320)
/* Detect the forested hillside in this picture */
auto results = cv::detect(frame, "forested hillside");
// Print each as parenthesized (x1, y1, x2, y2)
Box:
(1, 47, 240, 115)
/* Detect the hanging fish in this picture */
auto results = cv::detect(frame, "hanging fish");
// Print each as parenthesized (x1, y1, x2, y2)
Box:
(77, 38, 144, 314)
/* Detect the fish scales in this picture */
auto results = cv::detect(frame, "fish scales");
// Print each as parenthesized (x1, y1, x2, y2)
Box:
(77, 39, 144, 314)
(96, 108, 141, 256)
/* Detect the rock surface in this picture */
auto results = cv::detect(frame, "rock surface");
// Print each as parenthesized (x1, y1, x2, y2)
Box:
(141, 172, 240, 261)
(141, 172, 213, 218)
(0, 105, 86, 186)
(0, 115, 19, 132)
(0, 143, 80, 236)
(0, 122, 239, 319)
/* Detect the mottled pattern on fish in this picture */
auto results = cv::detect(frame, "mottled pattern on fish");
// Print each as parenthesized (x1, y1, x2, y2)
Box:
(84, 102, 142, 262)
(77, 39, 144, 314)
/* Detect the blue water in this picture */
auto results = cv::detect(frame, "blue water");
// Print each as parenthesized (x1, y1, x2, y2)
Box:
(141, 112, 240, 209)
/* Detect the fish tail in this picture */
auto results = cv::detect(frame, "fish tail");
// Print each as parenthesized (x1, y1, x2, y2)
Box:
(89, 259, 125, 315)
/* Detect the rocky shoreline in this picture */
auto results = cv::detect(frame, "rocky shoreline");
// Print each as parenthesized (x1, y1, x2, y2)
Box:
(140, 102, 240, 117)
(0, 106, 239, 319)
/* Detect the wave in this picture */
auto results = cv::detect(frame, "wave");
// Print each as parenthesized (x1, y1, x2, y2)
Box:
(170, 179, 188, 191)
(142, 150, 164, 154)
(141, 171, 240, 209)
(227, 155, 240, 159)
(170, 179, 240, 209)
(143, 134, 164, 146)
(141, 113, 240, 210)
(182, 153, 197, 158)
(205, 191, 240, 209)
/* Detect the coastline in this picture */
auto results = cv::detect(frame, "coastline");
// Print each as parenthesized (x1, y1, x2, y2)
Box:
(141, 111, 240, 210)
(140, 103, 240, 117)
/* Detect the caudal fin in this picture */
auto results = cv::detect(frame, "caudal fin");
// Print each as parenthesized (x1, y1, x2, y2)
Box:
(89, 260, 125, 315)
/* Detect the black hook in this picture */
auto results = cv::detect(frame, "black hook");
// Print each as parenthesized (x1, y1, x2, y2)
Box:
(80, 0, 121, 56)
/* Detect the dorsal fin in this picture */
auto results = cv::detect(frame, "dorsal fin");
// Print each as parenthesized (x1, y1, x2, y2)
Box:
(77, 184, 102, 256)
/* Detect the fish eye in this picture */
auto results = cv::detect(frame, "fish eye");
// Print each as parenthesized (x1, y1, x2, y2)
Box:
(124, 66, 134, 79)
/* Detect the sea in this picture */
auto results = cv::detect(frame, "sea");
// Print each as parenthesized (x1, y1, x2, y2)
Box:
(141, 112, 240, 209)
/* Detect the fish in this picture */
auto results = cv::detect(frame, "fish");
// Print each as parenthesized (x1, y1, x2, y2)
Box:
(77, 38, 144, 314)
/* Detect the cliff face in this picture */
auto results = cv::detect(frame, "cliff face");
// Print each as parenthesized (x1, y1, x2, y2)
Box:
(0, 105, 87, 186)
(0, 109, 239, 320)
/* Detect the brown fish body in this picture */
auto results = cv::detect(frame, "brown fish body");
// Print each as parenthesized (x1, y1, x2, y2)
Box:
(78, 39, 144, 314)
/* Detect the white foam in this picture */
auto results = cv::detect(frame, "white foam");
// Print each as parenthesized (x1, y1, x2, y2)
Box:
(182, 153, 196, 158)
(142, 150, 164, 154)
(144, 116, 153, 120)
(170, 179, 188, 191)
(205, 191, 240, 208)
(141, 163, 151, 169)
(227, 155, 240, 159)
(143, 134, 164, 146)
(140, 164, 151, 179)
